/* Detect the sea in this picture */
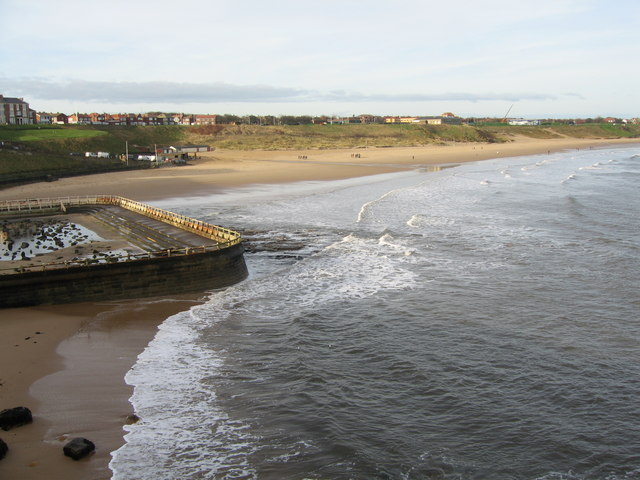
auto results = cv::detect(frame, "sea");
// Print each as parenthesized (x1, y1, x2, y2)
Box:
(110, 145, 640, 480)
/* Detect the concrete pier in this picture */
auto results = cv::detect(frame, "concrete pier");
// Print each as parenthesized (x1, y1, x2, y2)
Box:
(0, 196, 248, 307)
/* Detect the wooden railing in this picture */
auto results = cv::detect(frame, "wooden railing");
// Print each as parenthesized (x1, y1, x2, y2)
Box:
(0, 195, 241, 246)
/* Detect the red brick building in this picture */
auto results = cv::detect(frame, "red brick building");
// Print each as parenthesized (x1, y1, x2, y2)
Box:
(0, 95, 34, 124)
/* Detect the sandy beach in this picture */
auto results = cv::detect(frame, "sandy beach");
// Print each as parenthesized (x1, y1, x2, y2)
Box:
(2, 136, 638, 203)
(1, 136, 639, 479)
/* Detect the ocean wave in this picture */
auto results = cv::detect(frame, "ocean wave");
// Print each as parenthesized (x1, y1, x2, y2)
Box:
(406, 214, 454, 229)
(110, 309, 258, 479)
(111, 145, 640, 479)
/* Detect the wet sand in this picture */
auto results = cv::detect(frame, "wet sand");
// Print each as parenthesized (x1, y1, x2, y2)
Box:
(1, 136, 639, 479)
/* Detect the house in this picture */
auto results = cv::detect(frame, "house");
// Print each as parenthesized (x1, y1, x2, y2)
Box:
(358, 114, 379, 124)
(418, 116, 463, 125)
(68, 113, 93, 124)
(194, 114, 217, 125)
(507, 118, 540, 126)
(168, 145, 210, 154)
(52, 113, 68, 124)
(172, 114, 195, 125)
(160, 145, 211, 161)
(0, 95, 34, 124)
(105, 114, 127, 126)
(36, 112, 53, 124)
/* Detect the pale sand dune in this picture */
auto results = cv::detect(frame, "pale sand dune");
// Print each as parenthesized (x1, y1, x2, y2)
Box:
(1, 136, 638, 479)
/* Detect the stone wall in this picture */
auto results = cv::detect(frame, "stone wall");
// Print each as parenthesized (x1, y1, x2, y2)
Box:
(0, 243, 247, 307)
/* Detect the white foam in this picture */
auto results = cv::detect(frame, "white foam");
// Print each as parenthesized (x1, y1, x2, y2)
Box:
(407, 214, 455, 229)
(356, 187, 405, 224)
(112, 228, 421, 476)
(110, 308, 258, 479)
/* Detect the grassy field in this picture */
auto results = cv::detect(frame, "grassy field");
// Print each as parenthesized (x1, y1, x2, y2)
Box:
(184, 122, 640, 149)
(183, 123, 506, 150)
(0, 124, 108, 142)
(0, 125, 164, 185)
(1, 122, 638, 186)
(481, 123, 640, 139)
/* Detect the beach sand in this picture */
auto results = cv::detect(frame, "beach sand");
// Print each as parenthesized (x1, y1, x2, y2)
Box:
(2, 136, 637, 203)
(1, 136, 638, 479)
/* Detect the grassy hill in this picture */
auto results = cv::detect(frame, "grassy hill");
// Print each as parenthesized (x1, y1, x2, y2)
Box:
(0, 125, 185, 186)
(183, 122, 640, 149)
(1, 122, 638, 186)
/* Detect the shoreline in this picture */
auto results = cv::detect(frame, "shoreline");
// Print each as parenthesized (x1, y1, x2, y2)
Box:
(1, 136, 638, 203)
(1, 136, 639, 479)
(0, 297, 203, 480)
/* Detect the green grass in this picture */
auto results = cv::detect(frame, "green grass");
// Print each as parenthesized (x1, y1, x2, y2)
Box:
(0, 125, 107, 142)
(0, 150, 142, 186)
(0, 151, 107, 174)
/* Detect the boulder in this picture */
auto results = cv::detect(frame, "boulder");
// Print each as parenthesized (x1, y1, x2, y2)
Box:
(63, 437, 95, 460)
(0, 407, 33, 431)
(125, 414, 140, 425)
(0, 438, 8, 460)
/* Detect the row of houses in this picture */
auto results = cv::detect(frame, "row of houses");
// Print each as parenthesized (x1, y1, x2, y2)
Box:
(0, 96, 222, 126)
(0, 99, 462, 127)
(37, 112, 219, 126)
(383, 113, 463, 125)
(2, 94, 639, 127)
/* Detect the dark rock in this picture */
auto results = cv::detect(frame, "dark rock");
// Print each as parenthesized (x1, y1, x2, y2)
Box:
(0, 407, 33, 431)
(63, 437, 95, 460)
(423, 468, 445, 479)
(0, 438, 8, 460)
(125, 414, 140, 425)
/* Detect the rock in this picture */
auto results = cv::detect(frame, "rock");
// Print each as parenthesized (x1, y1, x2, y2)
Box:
(423, 468, 445, 479)
(0, 407, 33, 431)
(0, 438, 8, 460)
(63, 437, 95, 460)
(125, 414, 140, 425)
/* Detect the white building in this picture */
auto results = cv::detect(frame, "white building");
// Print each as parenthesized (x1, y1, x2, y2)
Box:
(507, 119, 540, 126)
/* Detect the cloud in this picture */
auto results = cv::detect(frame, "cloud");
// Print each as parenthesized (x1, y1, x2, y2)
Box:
(0, 77, 558, 105)
(0, 78, 308, 103)
(319, 91, 557, 103)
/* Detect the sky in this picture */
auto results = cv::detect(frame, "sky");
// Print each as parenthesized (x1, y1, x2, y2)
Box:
(1, 0, 639, 119)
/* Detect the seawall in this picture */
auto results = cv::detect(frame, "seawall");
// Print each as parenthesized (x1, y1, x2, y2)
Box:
(0, 243, 247, 307)
(0, 196, 248, 307)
